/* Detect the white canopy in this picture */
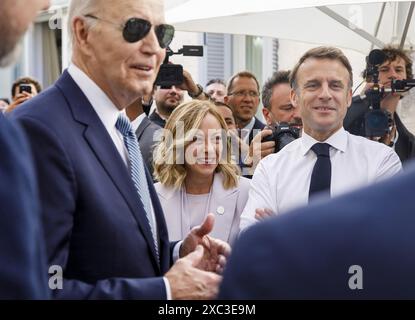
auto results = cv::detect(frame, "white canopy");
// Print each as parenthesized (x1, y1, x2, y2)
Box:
(166, 0, 415, 54)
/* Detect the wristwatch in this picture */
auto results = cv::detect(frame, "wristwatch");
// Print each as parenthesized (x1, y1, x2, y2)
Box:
(188, 84, 204, 98)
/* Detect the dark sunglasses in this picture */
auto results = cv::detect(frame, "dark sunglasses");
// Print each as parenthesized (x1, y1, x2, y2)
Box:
(84, 14, 175, 49)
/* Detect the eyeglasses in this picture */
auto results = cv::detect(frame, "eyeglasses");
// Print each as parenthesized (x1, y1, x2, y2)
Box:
(229, 90, 259, 98)
(84, 14, 175, 49)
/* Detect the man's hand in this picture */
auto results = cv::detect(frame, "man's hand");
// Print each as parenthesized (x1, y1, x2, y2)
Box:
(178, 69, 208, 100)
(180, 213, 230, 274)
(165, 245, 222, 300)
(243, 129, 275, 170)
(250, 129, 276, 159)
(255, 208, 275, 221)
(6, 92, 35, 113)
(361, 82, 400, 114)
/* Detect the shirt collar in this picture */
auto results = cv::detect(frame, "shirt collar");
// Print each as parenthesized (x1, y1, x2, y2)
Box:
(242, 117, 256, 131)
(131, 113, 146, 132)
(300, 127, 348, 156)
(68, 64, 125, 133)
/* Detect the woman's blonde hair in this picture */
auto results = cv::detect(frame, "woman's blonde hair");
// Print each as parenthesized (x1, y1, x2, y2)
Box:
(153, 100, 240, 189)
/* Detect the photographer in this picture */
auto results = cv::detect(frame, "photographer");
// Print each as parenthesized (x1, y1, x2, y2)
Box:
(240, 46, 401, 231)
(6, 77, 42, 113)
(233, 71, 302, 177)
(149, 68, 208, 128)
(344, 46, 415, 163)
(262, 70, 302, 129)
(260, 70, 302, 154)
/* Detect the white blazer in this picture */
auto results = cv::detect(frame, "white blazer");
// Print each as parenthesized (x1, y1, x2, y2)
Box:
(155, 173, 251, 245)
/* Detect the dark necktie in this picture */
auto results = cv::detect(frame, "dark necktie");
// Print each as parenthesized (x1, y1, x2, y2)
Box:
(309, 143, 331, 199)
(115, 114, 159, 260)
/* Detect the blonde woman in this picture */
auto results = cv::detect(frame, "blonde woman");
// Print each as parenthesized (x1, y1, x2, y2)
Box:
(154, 100, 250, 245)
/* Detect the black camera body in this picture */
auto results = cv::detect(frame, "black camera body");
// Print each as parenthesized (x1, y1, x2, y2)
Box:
(156, 64, 184, 88)
(155, 46, 203, 88)
(364, 108, 393, 137)
(262, 122, 300, 153)
(363, 49, 390, 137)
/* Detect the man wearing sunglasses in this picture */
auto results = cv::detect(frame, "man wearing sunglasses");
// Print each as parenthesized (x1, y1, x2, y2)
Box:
(11, 0, 229, 300)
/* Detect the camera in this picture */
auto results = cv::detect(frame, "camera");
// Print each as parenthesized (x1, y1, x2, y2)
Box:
(363, 49, 415, 137)
(155, 45, 204, 88)
(262, 122, 300, 153)
(19, 84, 32, 94)
(363, 49, 391, 137)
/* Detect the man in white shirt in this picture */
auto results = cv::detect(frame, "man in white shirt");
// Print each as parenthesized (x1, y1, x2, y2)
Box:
(11, 0, 229, 300)
(240, 46, 402, 231)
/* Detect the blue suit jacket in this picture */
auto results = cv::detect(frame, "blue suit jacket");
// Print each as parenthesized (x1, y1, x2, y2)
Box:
(11, 71, 171, 299)
(219, 164, 415, 299)
(0, 114, 49, 299)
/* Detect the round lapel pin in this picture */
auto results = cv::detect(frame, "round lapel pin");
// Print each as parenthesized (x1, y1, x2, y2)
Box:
(216, 206, 225, 215)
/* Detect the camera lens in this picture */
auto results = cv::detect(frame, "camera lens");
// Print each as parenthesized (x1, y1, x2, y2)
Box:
(365, 110, 389, 137)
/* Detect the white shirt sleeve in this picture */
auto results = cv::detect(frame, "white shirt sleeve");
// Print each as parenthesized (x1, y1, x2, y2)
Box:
(163, 277, 172, 300)
(375, 147, 402, 181)
(239, 158, 278, 232)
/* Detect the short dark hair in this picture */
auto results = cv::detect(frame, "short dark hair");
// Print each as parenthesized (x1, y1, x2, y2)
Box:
(12, 76, 42, 97)
(363, 45, 413, 80)
(290, 46, 353, 90)
(262, 70, 290, 109)
(206, 78, 226, 88)
(227, 71, 260, 95)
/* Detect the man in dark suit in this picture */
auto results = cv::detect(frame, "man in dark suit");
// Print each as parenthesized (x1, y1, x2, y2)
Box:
(225, 71, 265, 145)
(126, 99, 162, 178)
(11, 0, 229, 300)
(220, 165, 415, 299)
(136, 117, 162, 176)
(0, 0, 50, 299)
(344, 46, 415, 163)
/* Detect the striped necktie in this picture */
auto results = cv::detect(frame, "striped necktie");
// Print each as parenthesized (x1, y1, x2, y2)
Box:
(115, 114, 159, 260)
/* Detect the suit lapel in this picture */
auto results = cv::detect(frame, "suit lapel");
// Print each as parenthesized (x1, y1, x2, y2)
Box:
(135, 117, 151, 140)
(55, 71, 161, 271)
(208, 174, 239, 242)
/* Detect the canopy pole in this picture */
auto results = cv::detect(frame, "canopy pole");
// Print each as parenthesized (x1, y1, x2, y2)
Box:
(371, 3, 386, 51)
(399, 1, 415, 49)
(317, 6, 385, 49)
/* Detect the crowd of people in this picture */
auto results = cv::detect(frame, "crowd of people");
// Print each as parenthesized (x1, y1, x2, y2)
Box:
(1, 0, 415, 300)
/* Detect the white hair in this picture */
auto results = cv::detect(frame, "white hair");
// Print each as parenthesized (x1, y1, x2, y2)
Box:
(67, 0, 99, 44)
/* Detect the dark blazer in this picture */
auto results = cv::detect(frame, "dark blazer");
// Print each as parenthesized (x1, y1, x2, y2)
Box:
(247, 117, 265, 145)
(11, 71, 171, 299)
(344, 95, 415, 163)
(219, 165, 415, 299)
(0, 114, 49, 299)
(136, 116, 162, 178)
